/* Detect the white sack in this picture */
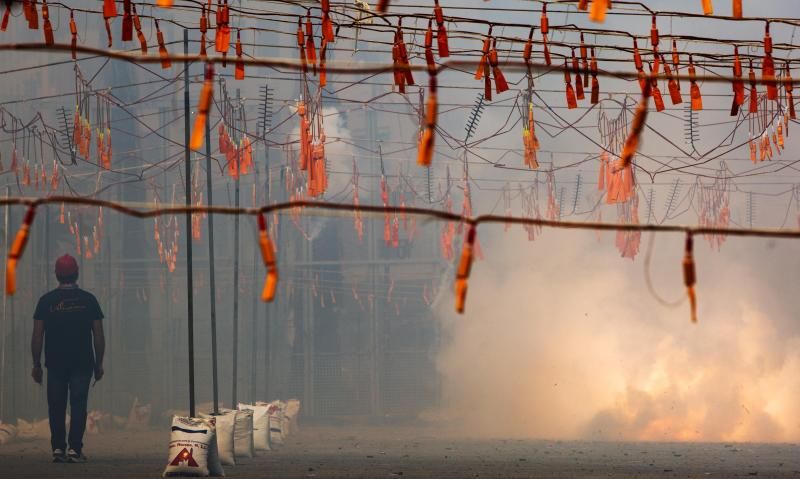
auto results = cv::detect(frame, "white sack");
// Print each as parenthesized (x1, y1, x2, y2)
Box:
(238, 403, 270, 451)
(162, 416, 224, 477)
(223, 408, 254, 458)
(0, 423, 17, 445)
(200, 411, 236, 466)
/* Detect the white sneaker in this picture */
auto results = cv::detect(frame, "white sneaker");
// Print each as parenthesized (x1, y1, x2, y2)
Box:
(67, 448, 87, 463)
(52, 449, 67, 463)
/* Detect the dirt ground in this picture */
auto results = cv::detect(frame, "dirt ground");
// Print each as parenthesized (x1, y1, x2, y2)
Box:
(1, 425, 799, 478)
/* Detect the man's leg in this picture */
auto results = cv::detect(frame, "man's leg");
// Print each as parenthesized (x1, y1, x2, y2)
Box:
(66, 370, 92, 454)
(47, 368, 69, 452)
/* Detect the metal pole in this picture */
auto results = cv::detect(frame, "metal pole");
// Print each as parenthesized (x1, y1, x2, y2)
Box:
(231, 89, 241, 408)
(265, 155, 275, 403)
(183, 29, 197, 418)
(44, 205, 50, 291)
(0, 187, 9, 419)
(206, 90, 219, 414)
(250, 180, 259, 402)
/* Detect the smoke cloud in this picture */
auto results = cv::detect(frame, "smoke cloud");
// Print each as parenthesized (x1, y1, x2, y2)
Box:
(433, 228, 800, 442)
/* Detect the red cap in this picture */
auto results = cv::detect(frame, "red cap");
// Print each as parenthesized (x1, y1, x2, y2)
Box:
(55, 254, 79, 279)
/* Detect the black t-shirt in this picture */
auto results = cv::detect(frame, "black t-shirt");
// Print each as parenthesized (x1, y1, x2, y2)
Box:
(33, 286, 104, 371)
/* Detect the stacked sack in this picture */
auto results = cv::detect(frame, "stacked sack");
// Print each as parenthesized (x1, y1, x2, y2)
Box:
(162, 416, 224, 477)
(237, 403, 271, 451)
(0, 422, 17, 446)
(284, 399, 301, 436)
(199, 411, 236, 466)
(162, 399, 301, 475)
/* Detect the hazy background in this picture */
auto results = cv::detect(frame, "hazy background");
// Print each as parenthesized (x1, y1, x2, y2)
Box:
(1, 0, 799, 444)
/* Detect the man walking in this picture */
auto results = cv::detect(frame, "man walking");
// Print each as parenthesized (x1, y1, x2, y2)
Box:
(30, 254, 105, 463)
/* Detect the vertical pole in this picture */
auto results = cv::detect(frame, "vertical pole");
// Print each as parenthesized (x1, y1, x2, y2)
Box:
(44, 205, 50, 291)
(183, 29, 197, 418)
(105, 203, 114, 413)
(206, 91, 220, 414)
(231, 89, 241, 408)
(250, 184, 259, 402)
(0, 187, 9, 419)
(9, 202, 15, 418)
(366, 104, 380, 417)
(264, 141, 274, 403)
(303, 235, 314, 415)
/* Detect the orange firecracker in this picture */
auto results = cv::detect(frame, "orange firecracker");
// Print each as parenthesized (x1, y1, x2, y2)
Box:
(540, 5, 552, 65)
(417, 73, 437, 167)
(671, 40, 681, 91)
(296, 18, 307, 74)
(6, 206, 36, 295)
(215, 0, 230, 54)
(257, 213, 278, 301)
(133, 4, 147, 53)
(732, 46, 745, 109)
(305, 13, 317, 74)
(121, 0, 132, 41)
(650, 15, 659, 48)
(1, 1, 10, 31)
(156, 20, 171, 69)
(424, 21, 435, 69)
(683, 233, 698, 323)
(564, 59, 578, 109)
(523, 27, 534, 64)
(732, 0, 742, 18)
(321, 0, 334, 42)
(763, 24, 777, 100)
(320, 40, 328, 87)
(103, 0, 117, 18)
(434, 0, 449, 57)
(785, 63, 796, 119)
(190, 63, 214, 151)
(42, 0, 53, 45)
(663, 56, 682, 105)
(70, 11, 78, 59)
(590, 47, 600, 104)
(748, 59, 758, 113)
(540, 3, 548, 34)
(572, 49, 584, 100)
(104, 17, 113, 47)
(689, 55, 703, 110)
(621, 83, 651, 169)
(649, 66, 665, 112)
(589, 0, 609, 22)
(235, 30, 245, 79)
(454, 225, 476, 314)
(633, 38, 646, 93)
(489, 38, 508, 94)
(199, 5, 207, 57)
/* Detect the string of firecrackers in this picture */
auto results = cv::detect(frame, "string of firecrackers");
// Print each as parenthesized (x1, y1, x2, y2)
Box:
(0, 6, 789, 305)
(1, 0, 782, 75)
(5, 197, 800, 320)
(376, 0, 745, 19)
(59, 202, 104, 261)
(0, 112, 61, 192)
(577, 0, 744, 20)
(296, 95, 329, 199)
(697, 168, 731, 251)
(12, 0, 778, 175)
(152, 188, 181, 272)
(216, 81, 255, 180)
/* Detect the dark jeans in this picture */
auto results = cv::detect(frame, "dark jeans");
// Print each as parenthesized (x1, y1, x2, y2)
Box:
(47, 367, 92, 452)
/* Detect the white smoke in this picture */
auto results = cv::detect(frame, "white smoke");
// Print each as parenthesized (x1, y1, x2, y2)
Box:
(433, 228, 800, 442)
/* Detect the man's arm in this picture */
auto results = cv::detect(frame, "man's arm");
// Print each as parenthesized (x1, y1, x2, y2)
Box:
(31, 320, 44, 384)
(92, 320, 105, 381)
